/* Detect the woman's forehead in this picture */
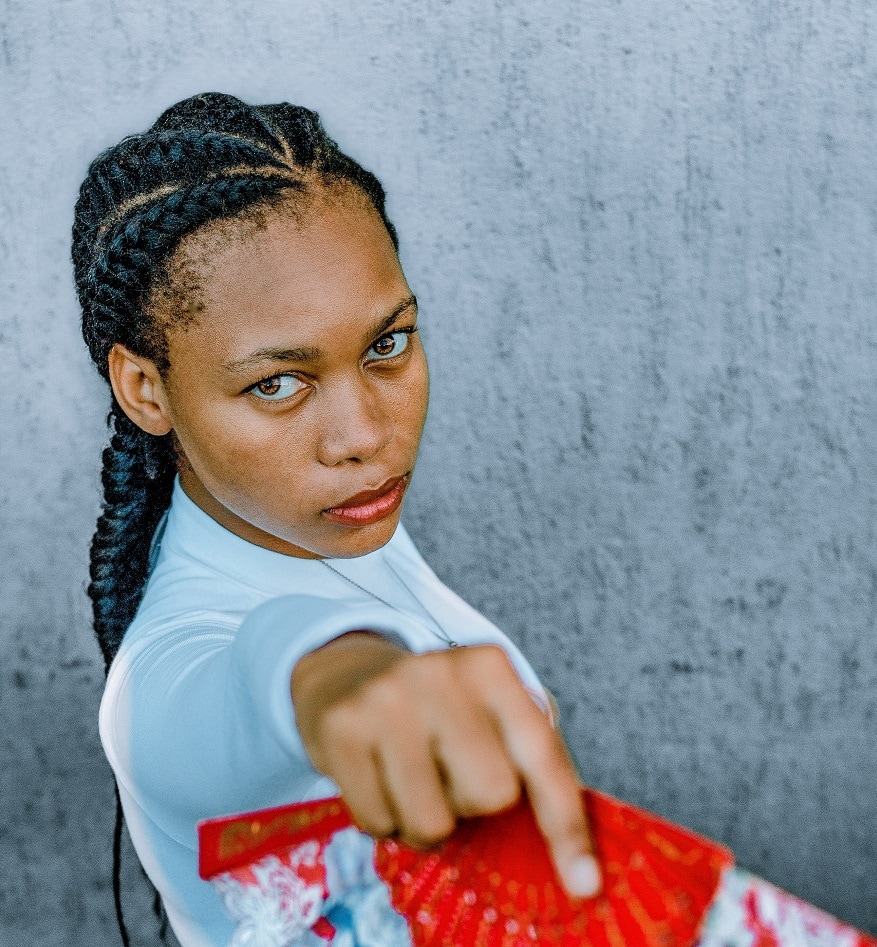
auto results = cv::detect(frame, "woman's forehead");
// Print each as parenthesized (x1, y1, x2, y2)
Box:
(167, 183, 375, 291)
(159, 190, 410, 363)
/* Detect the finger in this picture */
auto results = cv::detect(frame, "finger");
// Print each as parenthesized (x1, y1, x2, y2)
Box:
(315, 708, 397, 838)
(376, 726, 456, 850)
(489, 678, 600, 898)
(433, 707, 522, 818)
(332, 749, 399, 839)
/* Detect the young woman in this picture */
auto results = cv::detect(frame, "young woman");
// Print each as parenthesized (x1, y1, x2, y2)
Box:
(73, 92, 600, 946)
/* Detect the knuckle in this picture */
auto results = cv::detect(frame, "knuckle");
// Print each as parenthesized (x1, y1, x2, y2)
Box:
(550, 811, 591, 849)
(456, 774, 521, 818)
(463, 644, 517, 683)
(534, 779, 589, 839)
(394, 652, 457, 708)
(529, 736, 561, 772)
(482, 773, 522, 813)
(409, 650, 454, 683)
(478, 643, 515, 670)
(319, 702, 361, 749)
(361, 672, 407, 716)
(564, 818, 591, 846)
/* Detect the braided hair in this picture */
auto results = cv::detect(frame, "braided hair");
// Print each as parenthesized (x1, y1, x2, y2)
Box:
(73, 92, 399, 671)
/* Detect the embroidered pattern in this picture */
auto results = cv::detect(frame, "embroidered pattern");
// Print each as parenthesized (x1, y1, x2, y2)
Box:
(200, 796, 876, 947)
(212, 829, 412, 947)
(699, 868, 869, 947)
(214, 844, 326, 947)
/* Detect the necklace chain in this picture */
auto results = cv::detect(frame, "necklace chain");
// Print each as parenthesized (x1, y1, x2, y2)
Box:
(319, 559, 458, 649)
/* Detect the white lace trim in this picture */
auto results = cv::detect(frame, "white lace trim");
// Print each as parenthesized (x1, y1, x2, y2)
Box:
(699, 868, 859, 947)
(212, 829, 412, 947)
(214, 843, 325, 947)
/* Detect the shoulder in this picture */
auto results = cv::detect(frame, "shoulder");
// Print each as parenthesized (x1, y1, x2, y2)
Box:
(133, 479, 349, 629)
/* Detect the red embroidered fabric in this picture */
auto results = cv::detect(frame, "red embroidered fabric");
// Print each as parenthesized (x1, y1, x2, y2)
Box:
(372, 788, 733, 946)
(200, 788, 733, 945)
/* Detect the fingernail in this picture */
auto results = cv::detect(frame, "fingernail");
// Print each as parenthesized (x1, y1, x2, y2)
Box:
(564, 855, 601, 898)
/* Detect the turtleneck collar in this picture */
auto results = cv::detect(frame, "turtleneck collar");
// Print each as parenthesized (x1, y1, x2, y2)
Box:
(156, 477, 401, 599)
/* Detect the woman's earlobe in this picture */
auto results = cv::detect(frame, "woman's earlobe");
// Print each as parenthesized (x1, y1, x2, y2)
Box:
(107, 343, 174, 436)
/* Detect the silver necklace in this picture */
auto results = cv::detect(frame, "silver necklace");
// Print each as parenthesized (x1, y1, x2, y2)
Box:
(319, 558, 459, 649)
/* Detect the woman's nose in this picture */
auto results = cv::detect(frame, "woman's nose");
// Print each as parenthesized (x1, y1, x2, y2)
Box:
(316, 377, 394, 466)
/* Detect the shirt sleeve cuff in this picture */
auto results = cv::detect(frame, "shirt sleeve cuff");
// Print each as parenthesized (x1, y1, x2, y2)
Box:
(231, 595, 431, 763)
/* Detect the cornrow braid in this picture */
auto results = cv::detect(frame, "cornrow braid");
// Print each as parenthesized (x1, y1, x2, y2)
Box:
(84, 173, 299, 379)
(72, 131, 289, 284)
(73, 92, 399, 668)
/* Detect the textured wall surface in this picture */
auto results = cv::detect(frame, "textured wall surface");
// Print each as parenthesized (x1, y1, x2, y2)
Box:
(1, 0, 876, 942)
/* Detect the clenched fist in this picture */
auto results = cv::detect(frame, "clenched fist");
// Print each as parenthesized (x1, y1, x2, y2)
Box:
(291, 633, 601, 898)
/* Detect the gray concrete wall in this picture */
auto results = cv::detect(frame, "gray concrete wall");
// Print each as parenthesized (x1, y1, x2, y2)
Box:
(1, 0, 875, 941)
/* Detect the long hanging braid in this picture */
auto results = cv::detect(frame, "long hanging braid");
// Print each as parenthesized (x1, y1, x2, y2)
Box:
(71, 92, 399, 944)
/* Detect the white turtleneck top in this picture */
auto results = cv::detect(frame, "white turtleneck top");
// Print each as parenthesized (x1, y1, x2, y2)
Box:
(99, 480, 546, 946)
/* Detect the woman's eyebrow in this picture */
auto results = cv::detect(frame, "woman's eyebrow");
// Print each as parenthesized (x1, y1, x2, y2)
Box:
(222, 344, 323, 374)
(363, 294, 418, 345)
(221, 295, 418, 375)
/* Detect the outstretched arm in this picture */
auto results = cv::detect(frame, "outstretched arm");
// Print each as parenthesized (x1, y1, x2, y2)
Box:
(291, 632, 601, 899)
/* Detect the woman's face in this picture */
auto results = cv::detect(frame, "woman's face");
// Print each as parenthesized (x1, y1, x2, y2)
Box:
(153, 187, 429, 559)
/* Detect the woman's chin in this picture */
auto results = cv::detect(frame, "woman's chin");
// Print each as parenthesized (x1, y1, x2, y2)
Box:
(317, 514, 403, 559)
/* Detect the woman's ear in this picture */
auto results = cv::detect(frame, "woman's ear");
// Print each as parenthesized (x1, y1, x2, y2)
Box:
(108, 344, 174, 436)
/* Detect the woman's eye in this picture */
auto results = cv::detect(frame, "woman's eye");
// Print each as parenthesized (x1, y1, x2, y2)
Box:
(249, 374, 306, 401)
(368, 331, 410, 361)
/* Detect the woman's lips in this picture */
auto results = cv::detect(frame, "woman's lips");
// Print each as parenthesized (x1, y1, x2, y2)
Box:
(322, 475, 409, 526)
